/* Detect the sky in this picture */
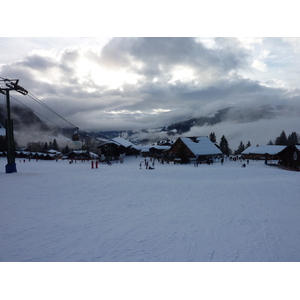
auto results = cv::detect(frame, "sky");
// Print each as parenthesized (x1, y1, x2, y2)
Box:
(1, 2, 300, 148)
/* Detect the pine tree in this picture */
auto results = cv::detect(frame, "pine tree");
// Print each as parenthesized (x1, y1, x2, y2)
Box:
(236, 141, 245, 154)
(287, 132, 298, 146)
(219, 135, 231, 156)
(275, 130, 287, 145)
(52, 139, 59, 150)
(245, 141, 251, 148)
(209, 132, 216, 144)
(62, 145, 70, 154)
(267, 140, 274, 145)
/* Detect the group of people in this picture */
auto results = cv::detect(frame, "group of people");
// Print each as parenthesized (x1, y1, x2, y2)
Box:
(140, 158, 155, 169)
(139, 155, 251, 169)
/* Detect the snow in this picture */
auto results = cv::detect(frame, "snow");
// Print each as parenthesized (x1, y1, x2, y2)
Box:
(111, 137, 135, 148)
(181, 136, 222, 156)
(1, 155, 299, 298)
(1, 156, 300, 263)
(242, 145, 287, 155)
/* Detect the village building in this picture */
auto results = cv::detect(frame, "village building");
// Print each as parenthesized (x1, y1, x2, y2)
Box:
(4, 149, 64, 160)
(242, 145, 287, 162)
(139, 145, 171, 158)
(149, 145, 171, 158)
(62, 150, 98, 161)
(278, 144, 300, 170)
(139, 146, 151, 157)
(166, 136, 222, 164)
(97, 137, 138, 161)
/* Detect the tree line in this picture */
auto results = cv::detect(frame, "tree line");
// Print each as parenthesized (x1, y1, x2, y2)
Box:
(1, 129, 299, 157)
(267, 131, 299, 146)
(0, 137, 72, 155)
(208, 130, 300, 157)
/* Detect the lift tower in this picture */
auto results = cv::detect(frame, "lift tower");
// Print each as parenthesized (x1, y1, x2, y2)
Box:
(0, 78, 28, 173)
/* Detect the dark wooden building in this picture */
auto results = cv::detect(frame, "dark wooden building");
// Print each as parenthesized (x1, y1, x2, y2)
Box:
(62, 150, 98, 161)
(278, 145, 300, 170)
(98, 137, 138, 161)
(166, 136, 222, 164)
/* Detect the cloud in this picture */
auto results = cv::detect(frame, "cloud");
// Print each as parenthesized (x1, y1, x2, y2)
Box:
(252, 60, 268, 72)
(107, 38, 249, 82)
(1, 37, 300, 139)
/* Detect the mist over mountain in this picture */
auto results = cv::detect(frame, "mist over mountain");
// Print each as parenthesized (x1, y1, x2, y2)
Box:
(164, 104, 300, 133)
(120, 104, 300, 148)
(1, 103, 299, 150)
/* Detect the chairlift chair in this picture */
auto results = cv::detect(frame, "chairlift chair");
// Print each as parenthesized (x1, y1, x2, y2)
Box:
(72, 127, 80, 142)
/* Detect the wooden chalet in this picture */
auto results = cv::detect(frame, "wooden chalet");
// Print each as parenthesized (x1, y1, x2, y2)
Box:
(62, 150, 98, 161)
(137, 145, 171, 158)
(278, 144, 300, 170)
(97, 137, 138, 161)
(242, 145, 287, 162)
(166, 136, 222, 164)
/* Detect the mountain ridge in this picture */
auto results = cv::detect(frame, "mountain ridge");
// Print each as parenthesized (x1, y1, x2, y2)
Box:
(1, 103, 299, 148)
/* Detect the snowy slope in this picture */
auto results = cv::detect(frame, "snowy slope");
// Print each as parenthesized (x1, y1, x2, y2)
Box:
(1, 156, 300, 262)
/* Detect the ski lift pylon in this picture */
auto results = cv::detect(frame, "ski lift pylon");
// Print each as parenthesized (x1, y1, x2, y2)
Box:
(72, 127, 80, 142)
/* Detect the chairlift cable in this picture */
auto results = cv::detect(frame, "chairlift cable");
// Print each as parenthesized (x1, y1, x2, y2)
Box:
(1, 76, 79, 132)
(9, 94, 62, 128)
(26, 91, 77, 129)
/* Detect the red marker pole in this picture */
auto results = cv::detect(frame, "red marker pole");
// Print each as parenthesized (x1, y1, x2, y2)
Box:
(91, 161, 94, 169)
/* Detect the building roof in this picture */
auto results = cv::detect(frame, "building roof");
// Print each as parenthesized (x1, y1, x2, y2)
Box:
(65, 150, 99, 158)
(241, 146, 257, 155)
(112, 137, 134, 148)
(149, 145, 170, 151)
(181, 136, 222, 156)
(99, 137, 135, 148)
(242, 145, 287, 155)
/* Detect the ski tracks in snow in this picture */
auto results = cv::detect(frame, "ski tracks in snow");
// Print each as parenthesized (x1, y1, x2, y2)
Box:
(259, 197, 288, 262)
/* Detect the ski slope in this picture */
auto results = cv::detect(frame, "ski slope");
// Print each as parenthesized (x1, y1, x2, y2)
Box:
(1, 156, 300, 262)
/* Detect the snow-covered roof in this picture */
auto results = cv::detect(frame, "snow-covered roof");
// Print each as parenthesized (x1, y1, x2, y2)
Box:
(139, 145, 171, 152)
(241, 146, 257, 155)
(47, 149, 62, 154)
(242, 145, 287, 155)
(111, 137, 134, 148)
(66, 150, 99, 158)
(99, 137, 135, 149)
(181, 136, 222, 156)
(149, 145, 170, 151)
(138, 145, 152, 152)
(131, 145, 143, 151)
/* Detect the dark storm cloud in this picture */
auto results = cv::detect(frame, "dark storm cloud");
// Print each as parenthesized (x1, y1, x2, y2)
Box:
(21, 54, 57, 71)
(58, 48, 80, 75)
(99, 37, 249, 79)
